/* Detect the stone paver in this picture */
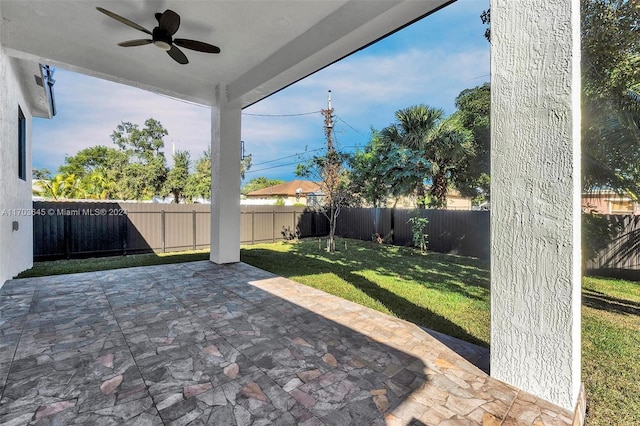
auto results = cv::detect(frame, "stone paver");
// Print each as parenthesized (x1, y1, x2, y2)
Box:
(0, 261, 574, 425)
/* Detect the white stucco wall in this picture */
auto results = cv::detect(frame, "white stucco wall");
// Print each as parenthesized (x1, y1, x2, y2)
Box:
(210, 93, 242, 264)
(0, 48, 35, 286)
(490, 0, 581, 411)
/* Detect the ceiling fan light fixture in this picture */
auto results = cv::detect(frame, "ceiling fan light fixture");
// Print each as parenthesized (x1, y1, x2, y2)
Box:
(154, 40, 172, 51)
(152, 27, 172, 50)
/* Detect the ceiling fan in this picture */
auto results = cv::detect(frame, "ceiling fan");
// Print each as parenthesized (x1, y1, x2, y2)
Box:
(96, 7, 221, 64)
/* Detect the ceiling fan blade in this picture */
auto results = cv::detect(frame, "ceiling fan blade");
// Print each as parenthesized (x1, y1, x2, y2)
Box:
(159, 9, 181, 35)
(167, 45, 189, 64)
(96, 7, 152, 35)
(174, 39, 221, 54)
(118, 39, 153, 47)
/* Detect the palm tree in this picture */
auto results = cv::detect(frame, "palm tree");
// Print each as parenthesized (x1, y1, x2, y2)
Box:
(425, 117, 475, 207)
(381, 105, 474, 208)
(85, 170, 118, 200)
(35, 173, 85, 200)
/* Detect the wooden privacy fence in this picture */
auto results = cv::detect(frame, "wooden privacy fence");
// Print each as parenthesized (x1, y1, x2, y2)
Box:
(32, 201, 488, 260)
(32, 202, 639, 279)
(240, 206, 328, 244)
(336, 208, 490, 260)
(33, 202, 212, 259)
(584, 214, 640, 280)
(32, 202, 328, 260)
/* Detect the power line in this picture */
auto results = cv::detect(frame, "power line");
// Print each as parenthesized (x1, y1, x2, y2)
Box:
(245, 160, 306, 174)
(242, 111, 321, 117)
(335, 116, 368, 139)
(246, 144, 363, 175)
(251, 147, 324, 167)
(466, 73, 491, 81)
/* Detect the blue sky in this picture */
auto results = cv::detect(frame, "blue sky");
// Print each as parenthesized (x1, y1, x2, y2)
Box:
(33, 0, 490, 184)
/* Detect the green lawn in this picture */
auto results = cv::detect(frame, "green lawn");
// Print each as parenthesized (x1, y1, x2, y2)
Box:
(17, 249, 210, 278)
(16, 239, 640, 425)
(581, 276, 640, 425)
(241, 240, 640, 426)
(241, 239, 491, 347)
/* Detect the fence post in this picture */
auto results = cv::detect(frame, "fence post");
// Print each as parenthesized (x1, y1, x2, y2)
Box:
(64, 213, 71, 259)
(192, 210, 197, 250)
(293, 211, 297, 236)
(122, 214, 128, 256)
(273, 210, 276, 243)
(161, 210, 166, 253)
(251, 211, 255, 245)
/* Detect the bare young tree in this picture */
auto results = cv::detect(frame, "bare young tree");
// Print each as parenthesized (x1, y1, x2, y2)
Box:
(296, 148, 351, 252)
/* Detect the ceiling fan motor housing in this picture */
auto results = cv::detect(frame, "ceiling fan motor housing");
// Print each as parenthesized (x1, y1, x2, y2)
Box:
(152, 27, 172, 50)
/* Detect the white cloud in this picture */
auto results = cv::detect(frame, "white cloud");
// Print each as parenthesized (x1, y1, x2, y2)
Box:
(34, 71, 212, 171)
(33, 0, 490, 183)
(240, 45, 489, 181)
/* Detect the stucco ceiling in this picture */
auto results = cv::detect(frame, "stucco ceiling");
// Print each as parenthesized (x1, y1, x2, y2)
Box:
(0, 0, 451, 107)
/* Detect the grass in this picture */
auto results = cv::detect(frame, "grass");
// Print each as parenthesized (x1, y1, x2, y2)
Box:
(17, 249, 210, 278)
(14, 239, 640, 425)
(240, 239, 491, 347)
(581, 276, 640, 425)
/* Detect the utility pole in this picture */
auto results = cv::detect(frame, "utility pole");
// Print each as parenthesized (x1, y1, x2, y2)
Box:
(321, 90, 334, 152)
(320, 90, 339, 252)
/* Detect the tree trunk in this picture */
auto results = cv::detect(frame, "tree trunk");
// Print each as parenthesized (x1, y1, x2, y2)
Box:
(417, 183, 426, 209)
(326, 204, 339, 252)
(432, 172, 448, 208)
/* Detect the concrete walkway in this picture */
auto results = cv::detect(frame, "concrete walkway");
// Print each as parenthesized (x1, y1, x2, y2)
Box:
(0, 261, 575, 425)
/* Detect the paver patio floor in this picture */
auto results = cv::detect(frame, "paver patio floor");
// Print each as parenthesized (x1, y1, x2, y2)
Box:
(0, 261, 575, 425)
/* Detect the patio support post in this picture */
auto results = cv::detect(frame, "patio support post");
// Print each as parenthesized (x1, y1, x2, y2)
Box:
(490, 0, 581, 411)
(210, 94, 241, 264)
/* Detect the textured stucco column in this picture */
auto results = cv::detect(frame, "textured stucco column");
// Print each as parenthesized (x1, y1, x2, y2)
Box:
(490, 0, 581, 411)
(210, 95, 241, 264)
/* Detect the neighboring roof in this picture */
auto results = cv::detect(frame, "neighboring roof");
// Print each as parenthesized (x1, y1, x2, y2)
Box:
(582, 190, 634, 197)
(423, 185, 468, 198)
(246, 180, 321, 197)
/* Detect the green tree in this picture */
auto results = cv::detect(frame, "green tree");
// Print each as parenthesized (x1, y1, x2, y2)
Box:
(35, 173, 84, 200)
(452, 83, 491, 204)
(33, 168, 51, 180)
(348, 129, 420, 207)
(483, 2, 640, 198)
(58, 146, 126, 200)
(110, 118, 168, 199)
(241, 177, 285, 195)
(581, 0, 640, 199)
(32, 168, 52, 196)
(380, 106, 442, 208)
(163, 150, 191, 203)
(58, 145, 126, 176)
(85, 170, 118, 200)
(116, 163, 150, 200)
(381, 105, 474, 208)
(185, 148, 212, 201)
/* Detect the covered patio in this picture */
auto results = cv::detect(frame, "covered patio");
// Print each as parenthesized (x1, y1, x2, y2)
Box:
(0, 262, 574, 425)
(0, 0, 585, 421)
